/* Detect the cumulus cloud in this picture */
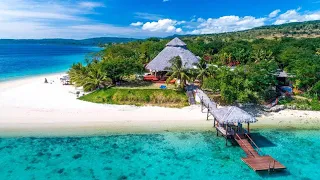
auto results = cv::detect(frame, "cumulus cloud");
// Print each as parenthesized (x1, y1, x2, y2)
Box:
(142, 19, 183, 33)
(269, 9, 281, 18)
(130, 22, 143, 26)
(273, 9, 320, 25)
(176, 28, 182, 33)
(191, 15, 266, 34)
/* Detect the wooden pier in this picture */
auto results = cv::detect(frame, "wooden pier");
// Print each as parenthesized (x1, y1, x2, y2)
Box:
(196, 89, 286, 172)
(235, 134, 286, 171)
(186, 91, 196, 105)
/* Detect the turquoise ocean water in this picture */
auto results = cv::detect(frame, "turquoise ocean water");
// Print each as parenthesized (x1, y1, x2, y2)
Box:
(0, 43, 319, 179)
(0, 129, 319, 179)
(0, 43, 100, 81)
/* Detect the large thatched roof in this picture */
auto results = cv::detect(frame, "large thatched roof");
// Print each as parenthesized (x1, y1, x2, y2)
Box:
(166, 37, 187, 47)
(146, 37, 199, 71)
(195, 89, 257, 124)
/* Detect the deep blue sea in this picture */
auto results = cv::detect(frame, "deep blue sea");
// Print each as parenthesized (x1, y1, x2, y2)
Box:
(0, 129, 319, 179)
(0, 43, 100, 81)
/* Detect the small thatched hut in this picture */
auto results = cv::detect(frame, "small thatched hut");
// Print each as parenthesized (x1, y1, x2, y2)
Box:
(275, 70, 293, 86)
(144, 37, 199, 81)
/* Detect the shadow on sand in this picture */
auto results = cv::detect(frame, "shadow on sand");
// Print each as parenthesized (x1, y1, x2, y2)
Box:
(240, 106, 270, 118)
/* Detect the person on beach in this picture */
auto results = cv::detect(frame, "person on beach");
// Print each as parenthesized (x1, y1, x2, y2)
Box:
(44, 78, 48, 83)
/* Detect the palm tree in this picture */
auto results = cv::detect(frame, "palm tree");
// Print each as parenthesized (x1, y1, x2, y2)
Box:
(165, 56, 190, 89)
(68, 63, 87, 87)
(82, 62, 111, 92)
(234, 48, 245, 64)
(194, 60, 210, 86)
(207, 65, 219, 78)
(68, 62, 111, 92)
(252, 49, 274, 63)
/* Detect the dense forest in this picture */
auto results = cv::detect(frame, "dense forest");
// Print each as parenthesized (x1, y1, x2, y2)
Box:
(179, 20, 320, 40)
(69, 21, 320, 107)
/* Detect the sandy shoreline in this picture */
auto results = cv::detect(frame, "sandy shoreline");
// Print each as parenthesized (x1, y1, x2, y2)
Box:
(1, 73, 320, 137)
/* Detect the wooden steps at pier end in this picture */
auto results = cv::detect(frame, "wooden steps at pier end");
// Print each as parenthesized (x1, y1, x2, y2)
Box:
(235, 134, 286, 171)
(242, 156, 286, 171)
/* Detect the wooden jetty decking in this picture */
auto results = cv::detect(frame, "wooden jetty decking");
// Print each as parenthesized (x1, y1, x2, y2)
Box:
(235, 134, 286, 171)
(242, 156, 286, 171)
(235, 135, 259, 158)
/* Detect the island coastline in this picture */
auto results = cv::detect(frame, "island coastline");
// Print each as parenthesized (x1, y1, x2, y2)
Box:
(1, 74, 320, 137)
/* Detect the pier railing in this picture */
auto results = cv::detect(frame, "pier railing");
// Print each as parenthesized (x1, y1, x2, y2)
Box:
(245, 133, 263, 155)
(195, 90, 217, 110)
(235, 133, 256, 158)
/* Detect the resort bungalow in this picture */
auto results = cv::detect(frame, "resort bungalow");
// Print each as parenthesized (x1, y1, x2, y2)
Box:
(275, 70, 292, 86)
(144, 37, 200, 82)
(275, 70, 294, 95)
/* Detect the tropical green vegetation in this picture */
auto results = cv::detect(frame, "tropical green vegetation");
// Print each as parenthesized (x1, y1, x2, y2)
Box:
(279, 97, 320, 111)
(69, 58, 143, 91)
(165, 56, 190, 89)
(79, 88, 188, 108)
(70, 20, 320, 106)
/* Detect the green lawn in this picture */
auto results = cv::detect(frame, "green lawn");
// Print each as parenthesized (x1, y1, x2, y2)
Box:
(79, 88, 189, 108)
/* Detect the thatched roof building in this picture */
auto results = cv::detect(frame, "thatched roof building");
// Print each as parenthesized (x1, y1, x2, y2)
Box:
(212, 106, 257, 124)
(196, 89, 257, 124)
(146, 37, 199, 72)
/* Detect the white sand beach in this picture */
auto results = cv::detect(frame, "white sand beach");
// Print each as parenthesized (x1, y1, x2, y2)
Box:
(1, 74, 320, 137)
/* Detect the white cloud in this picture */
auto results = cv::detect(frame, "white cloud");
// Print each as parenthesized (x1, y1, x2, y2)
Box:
(177, 21, 186, 25)
(273, 19, 287, 25)
(78, 1, 104, 9)
(2, 1, 320, 39)
(269, 9, 281, 18)
(130, 22, 143, 26)
(0, 9, 83, 21)
(0, 0, 87, 22)
(134, 12, 164, 20)
(163, 0, 170, 2)
(191, 15, 266, 34)
(197, 18, 206, 22)
(0, 0, 142, 39)
(273, 9, 320, 25)
(142, 19, 182, 33)
(176, 28, 182, 33)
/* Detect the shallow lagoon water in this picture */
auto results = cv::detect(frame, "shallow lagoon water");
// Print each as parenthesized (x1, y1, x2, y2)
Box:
(0, 129, 319, 179)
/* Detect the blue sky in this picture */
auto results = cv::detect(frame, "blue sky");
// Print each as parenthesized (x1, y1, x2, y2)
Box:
(0, 0, 319, 39)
